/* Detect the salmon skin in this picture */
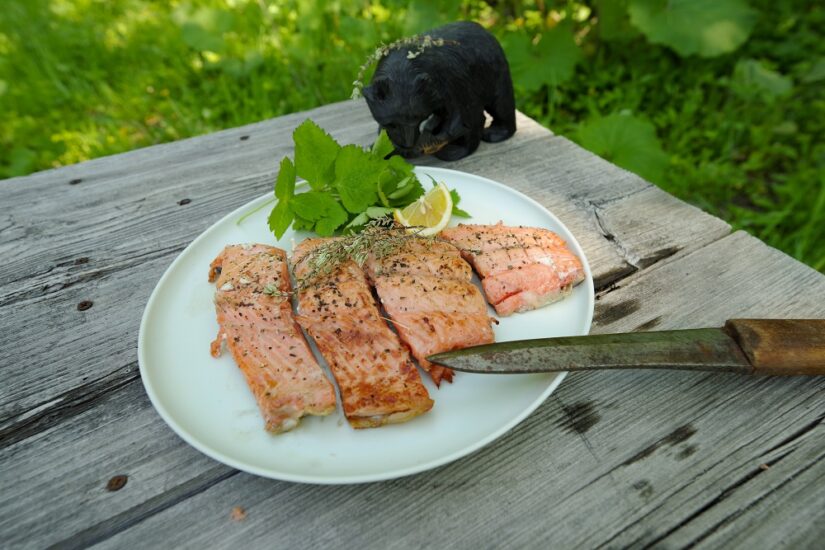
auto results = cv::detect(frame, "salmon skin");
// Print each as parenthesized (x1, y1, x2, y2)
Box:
(293, 239, 433, 428)
(440, 223, 585, 316)
(208, 244, 336, 434)
(365, 239, 494, 386)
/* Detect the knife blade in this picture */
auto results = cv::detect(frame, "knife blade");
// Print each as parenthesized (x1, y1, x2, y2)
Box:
(428, 319, 825, 376)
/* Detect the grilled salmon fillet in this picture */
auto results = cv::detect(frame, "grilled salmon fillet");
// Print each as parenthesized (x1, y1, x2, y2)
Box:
(365, 239, 494, 386)
(441, 223, 585, 316)
(208, 244, 336, 433)
(293, 239, 433, 428)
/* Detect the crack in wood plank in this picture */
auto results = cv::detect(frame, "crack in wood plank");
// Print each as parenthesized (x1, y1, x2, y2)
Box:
(50, 467, 239, 550)
(0, 362, 140, 449)
(0, 243, 186, 307)
(591, 202, 684, 270)
(762, 413, 824, 456)
(640, 449, 799, 549)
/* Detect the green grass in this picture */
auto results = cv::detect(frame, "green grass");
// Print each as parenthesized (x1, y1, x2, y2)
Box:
(1, 0, 822, 270)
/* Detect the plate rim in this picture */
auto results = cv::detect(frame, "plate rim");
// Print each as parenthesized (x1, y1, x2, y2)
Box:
(137, 165, 594, 484)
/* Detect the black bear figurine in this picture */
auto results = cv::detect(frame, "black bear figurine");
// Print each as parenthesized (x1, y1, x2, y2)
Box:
(362, 21, 516, 161)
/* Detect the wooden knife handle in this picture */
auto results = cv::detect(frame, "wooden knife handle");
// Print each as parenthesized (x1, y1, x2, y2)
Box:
(725, 319, 825, 375)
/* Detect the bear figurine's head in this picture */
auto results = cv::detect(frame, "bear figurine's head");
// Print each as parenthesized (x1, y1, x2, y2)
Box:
(363, 67, 447, 158)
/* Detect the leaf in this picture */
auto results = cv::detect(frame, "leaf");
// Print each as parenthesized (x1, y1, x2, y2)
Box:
(180, 23, 224, 53)
(274, 157, 296, 201)
(334, 145, 379, 213)
(575, 112, 669, 184)
(378, 172, 424, 207)
(731, 59, 793, 102)
(291, 191, 348, 236)
(293, 119, 340, 190)
(595, 0, 639, 42)
(371, 130, 395, 159)
(4, 146, 37, 178)
(315, 212, 349, 236)
(178, 8, 233, 52)
(502, 25, 582, 91)
(450, 189, 471, 218)
(291, 191, 340, 221)
(345, 212, 370, 230)
(292, 217, 315, 232)
(387, 155, 413, 173)
(628, 0, 758, 57)
(802, 57, 825, 83)
(366, 206, 393, 219)
(268, 200, 294, 239)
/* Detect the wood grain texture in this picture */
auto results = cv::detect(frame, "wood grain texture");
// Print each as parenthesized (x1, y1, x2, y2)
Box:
(1, 100, 823, 548)
(84, 231, 824, 550)
(724, 319, 825, 375)
(0, 101, 726, 435)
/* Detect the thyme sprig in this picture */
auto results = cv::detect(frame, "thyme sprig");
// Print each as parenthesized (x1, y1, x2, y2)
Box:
(264, 218, 432, 297)
(351, 34, 456, 99)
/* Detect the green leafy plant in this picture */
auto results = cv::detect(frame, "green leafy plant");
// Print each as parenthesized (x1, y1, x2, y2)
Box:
(627, 0, 758, 57)
(575, 112, 669, 184)
(267, 119, 465, 239)
(2, 0, 822, 272)
(502, 23, 583, 91)
(730, 58, 793, 101)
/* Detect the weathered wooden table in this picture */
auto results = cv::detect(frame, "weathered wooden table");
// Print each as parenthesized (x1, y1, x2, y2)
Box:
(2, 100, 823, 548)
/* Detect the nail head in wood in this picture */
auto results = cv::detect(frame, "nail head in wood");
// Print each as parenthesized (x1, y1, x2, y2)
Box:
(106, 475, 128, 492)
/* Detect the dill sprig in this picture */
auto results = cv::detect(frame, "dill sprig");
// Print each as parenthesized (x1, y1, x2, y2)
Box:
(264, 219, 432, 297)
(351, 34, 457, 99)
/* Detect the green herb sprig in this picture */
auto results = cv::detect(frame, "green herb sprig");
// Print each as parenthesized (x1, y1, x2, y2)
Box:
(351, 34, 455, 99)
(264, 218, 432, 296)
(266, 118, 467, 240)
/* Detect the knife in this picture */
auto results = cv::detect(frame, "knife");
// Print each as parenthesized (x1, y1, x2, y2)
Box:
(428, 319, 825, 376)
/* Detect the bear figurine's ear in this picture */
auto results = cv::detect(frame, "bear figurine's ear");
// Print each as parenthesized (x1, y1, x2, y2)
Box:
(363, 78, 390, 102)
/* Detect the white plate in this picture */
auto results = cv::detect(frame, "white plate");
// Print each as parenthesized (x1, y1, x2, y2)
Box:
(138, 166, 594, 484)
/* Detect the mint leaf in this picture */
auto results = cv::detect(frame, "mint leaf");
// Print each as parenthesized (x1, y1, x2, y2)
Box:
(345, 212, 370, 229)
(291, 191, 348, 236)
(366, 206, 393, 219)
(291, 191, 338, 220)
(381, 173, 424, 206)
(292, 216, 314, 231)
(294, 119, 340, 190)
(371, 130, 395, 159)
(315, 207, 348, 236)
(268, 200, 294, 239)
(450, 189, 471, 218)
(274, 157, 296, 200)
(387, 154, 413, 175)
(334, 145, 379, 213)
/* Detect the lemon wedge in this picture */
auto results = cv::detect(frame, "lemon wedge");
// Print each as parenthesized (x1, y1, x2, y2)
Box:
(393, 182, 453, 236)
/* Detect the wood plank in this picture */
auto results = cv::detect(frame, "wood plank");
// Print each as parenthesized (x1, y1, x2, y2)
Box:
(0, 102, 728, 430)
(4, 230, 821, 547)
(0, 378, 235, 548)
(655, 420, 824, 549)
